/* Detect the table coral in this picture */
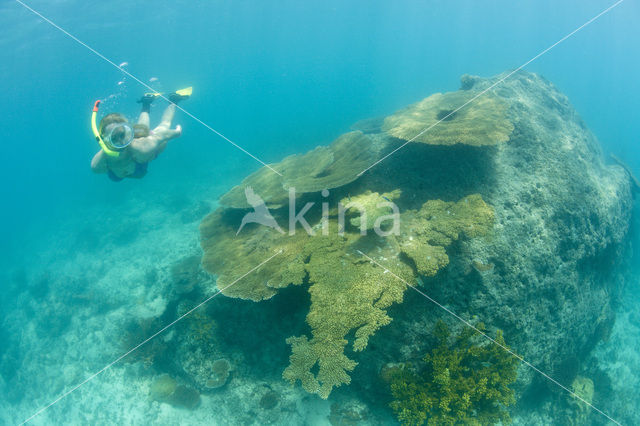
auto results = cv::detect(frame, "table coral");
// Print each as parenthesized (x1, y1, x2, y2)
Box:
(383, 91, 513, 146)
(340, 189, 402, 231)
(200, 207, 309, 300)
(201, 191, 494, 398)
(396, 195, 494, 276)
(219, 131, 377, 208)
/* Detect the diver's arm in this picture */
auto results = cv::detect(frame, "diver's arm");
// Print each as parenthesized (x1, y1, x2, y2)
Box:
(91, 150, 108, 173)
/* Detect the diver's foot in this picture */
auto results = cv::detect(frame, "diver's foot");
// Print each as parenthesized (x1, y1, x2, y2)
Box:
(168, 91, 190, 104)
(137, 93, 158, 106)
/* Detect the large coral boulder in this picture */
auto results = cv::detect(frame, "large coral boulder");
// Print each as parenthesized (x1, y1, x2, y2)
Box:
(199, 70, 634, 416)
(361, 71, 633, 418)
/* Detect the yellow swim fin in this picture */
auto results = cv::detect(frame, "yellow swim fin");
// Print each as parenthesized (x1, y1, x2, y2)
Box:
(139, 87, 192, 104)
(169, 87, 192, 103)
(175, 87, 193, 97)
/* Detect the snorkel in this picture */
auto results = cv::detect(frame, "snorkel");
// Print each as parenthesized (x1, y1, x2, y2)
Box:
(92, 100, 119, 157)
(91, 101, 134, 157)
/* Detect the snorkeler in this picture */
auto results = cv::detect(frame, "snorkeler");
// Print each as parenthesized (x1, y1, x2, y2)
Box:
(90, 87, 192, 182)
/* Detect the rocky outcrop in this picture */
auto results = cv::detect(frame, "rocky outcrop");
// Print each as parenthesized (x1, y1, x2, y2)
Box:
(200, 70, 634, 417)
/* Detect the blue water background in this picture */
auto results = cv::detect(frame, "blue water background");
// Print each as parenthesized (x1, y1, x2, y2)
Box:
(1, 0, 638, 270)
(1, 0, 639, 423)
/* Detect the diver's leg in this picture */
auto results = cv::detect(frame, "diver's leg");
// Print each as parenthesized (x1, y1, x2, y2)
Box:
(158, 103, 176, 129)
(138, 110, 150, 127)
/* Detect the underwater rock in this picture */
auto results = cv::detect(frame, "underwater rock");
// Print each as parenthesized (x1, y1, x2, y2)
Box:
(200, 70, 634, 406)
(610, 153, 640, 192)
(259, 389, 280, 410)
(172, 306, 230, 392)
(149, 374, 177, 401)
(355, 70, 634, 418)
(170, 254, 205, 295)
(205, 358, 232, 389)
(219, 131, 378, 208)
(382, 90, 513, 146)
(170, 385, 201, 410)
(328, 399, 370, 425)
(567, 376, 595, 425)
(149, 374, 201, 410)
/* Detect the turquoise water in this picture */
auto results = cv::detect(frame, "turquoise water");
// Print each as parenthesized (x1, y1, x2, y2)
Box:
(1, 1, 639, 424)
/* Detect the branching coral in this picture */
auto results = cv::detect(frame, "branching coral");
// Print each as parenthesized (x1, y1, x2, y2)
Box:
(388, 321, 519, 426)
(282, 232, 413, 398)
(396, 195, 495, 276)
(201, 191, 495, 398)
(340, 189, 402, 231)
(383, 91, 513, 146)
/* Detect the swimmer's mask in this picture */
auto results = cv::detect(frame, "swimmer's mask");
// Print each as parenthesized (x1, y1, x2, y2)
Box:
(103, 122, 134, 149)
(91, 100, 133, 157)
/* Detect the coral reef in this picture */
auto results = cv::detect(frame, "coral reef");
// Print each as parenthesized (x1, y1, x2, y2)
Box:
(387, 321, 519, 426)
(205, 359, 232, 389)
(149, 374, 177, 401)
(201, 195, 494, 398)
(200, 208, 309, 300)
(121, 317, 167, 368)
(567, 376, 594, 425)
(396, 195, 494, 276)
(259, 389, 280, 410)
(219, 131, 378, 208)
(170, 254, 205, 295)
(610, 153, 640, 192)
(328, 399, 370, 425)
(149, 374, 201, 410)
(340, 189, 401, 231)
(382, 90, 513, 146)
(198, 70, 634, 416)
